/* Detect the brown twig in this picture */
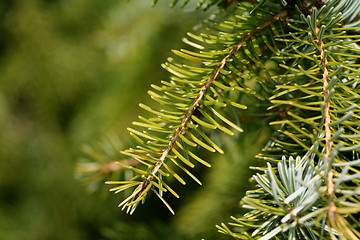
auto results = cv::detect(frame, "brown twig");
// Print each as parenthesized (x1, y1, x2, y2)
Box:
(316, 26, 336, 225)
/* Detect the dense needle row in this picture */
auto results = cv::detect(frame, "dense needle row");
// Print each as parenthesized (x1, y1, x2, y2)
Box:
(106, 5, 284, 214)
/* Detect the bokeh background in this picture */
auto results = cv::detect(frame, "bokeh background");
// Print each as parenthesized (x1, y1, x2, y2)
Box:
(0, 1, 269, 239)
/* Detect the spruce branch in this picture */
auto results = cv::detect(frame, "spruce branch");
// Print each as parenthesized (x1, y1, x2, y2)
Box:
(128, 9, 288, 206)
(217, 2, 360, 238)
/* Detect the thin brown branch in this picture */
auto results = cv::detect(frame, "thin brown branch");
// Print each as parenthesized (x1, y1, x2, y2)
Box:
(133, 10, 288, 198)
(317, 27, 336, 225)
(319, 41, 333, 168)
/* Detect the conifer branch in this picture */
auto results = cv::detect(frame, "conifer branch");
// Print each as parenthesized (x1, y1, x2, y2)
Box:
(134, 10, 288, 199)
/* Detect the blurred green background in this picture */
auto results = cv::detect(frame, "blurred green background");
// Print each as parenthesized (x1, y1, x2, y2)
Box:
(0, 1, 268, 239)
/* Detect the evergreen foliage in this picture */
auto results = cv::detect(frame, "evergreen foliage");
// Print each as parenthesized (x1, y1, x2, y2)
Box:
(77, 0, 360, 239)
